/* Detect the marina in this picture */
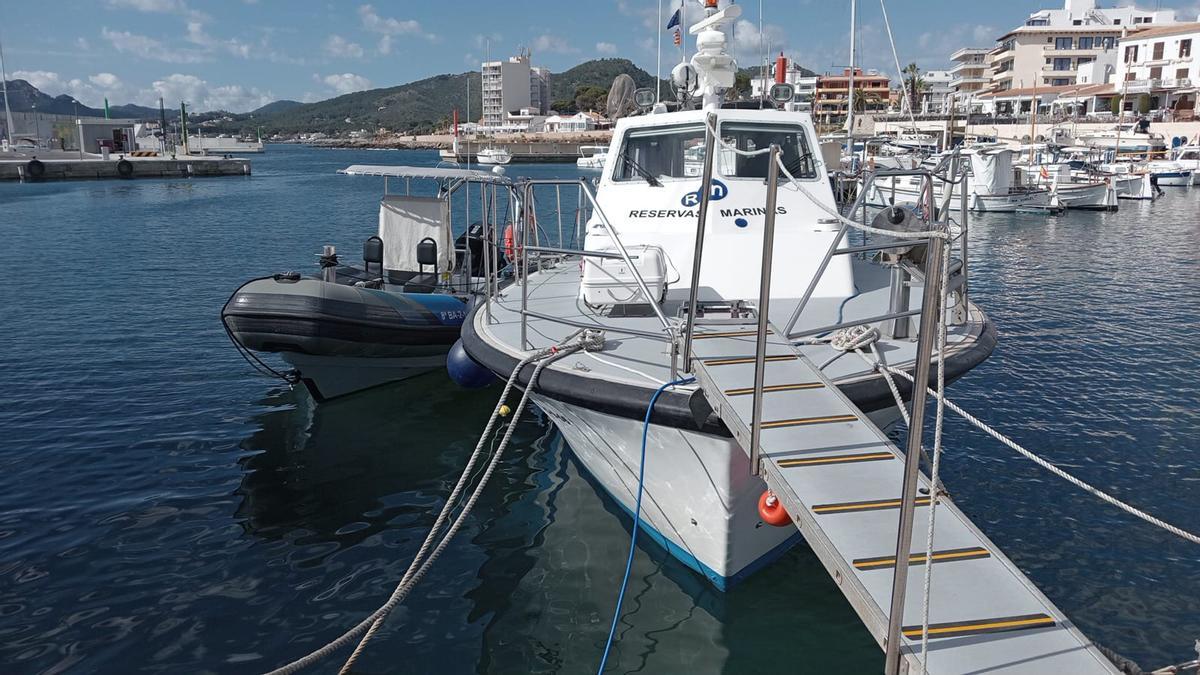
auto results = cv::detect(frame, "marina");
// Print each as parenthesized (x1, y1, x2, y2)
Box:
(2, 0, 1199, 673)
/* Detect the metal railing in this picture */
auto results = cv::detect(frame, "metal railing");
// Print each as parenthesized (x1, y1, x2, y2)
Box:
(497, 178, 677, 354)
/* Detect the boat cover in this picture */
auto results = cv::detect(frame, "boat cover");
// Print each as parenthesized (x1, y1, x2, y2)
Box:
(379, 195, 454, 274)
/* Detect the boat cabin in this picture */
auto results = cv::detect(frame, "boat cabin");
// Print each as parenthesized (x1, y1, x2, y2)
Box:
(585, 109, 853, 303)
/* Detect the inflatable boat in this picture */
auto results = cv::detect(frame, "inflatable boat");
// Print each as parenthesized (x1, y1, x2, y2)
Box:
(223, 165, 514, 400)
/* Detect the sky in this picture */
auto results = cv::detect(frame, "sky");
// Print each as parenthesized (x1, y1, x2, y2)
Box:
(3, 0, 1200, 113)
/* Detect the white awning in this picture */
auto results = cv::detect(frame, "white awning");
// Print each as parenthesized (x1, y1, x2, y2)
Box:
(337, 164, 512, 183)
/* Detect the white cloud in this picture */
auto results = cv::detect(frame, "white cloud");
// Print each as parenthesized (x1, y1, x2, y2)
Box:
(185, 21, 252, 58)
(596, 41, 618, 55)
(323, 34, 364, 59)
(358, 4, 436, 44)
(316, 73, 373, 95)
(531, 34, 578, 54)
(101, 27, 208, 63)
(730, 19, 787, 63)
(150, 73, 274, 112)
(105, 0, 207, 22)
(76, 37, 91, 51)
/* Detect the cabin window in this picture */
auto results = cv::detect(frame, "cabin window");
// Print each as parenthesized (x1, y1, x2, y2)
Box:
(612, 123, 706, 182)
(716, 122, 818, 180)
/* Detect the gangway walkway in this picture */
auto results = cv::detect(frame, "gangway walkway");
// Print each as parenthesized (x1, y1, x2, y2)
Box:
(688, 320, 1118, 674)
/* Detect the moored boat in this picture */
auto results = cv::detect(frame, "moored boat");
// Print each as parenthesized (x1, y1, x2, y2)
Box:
(223, 165, 513, 400)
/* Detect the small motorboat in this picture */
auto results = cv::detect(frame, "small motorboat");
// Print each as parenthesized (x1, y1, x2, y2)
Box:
(222, 165, 514, 400)
(476, 146, 511, 165)
(576, 145, 608, 169)
(1171, 141, 1200, 184)
(1146, 160, 1193, 187)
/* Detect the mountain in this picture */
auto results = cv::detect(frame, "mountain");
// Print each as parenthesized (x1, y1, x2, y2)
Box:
(550, 58, 658, 101)
(251, 100, 303, 116)
(258, 71, 480, 135)
(2, 79, 172, 120)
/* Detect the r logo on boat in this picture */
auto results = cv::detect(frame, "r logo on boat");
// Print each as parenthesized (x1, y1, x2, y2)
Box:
(681, 179, 729, 207)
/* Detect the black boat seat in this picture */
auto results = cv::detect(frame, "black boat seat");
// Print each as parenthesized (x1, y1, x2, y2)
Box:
(402, 273, 440, 293)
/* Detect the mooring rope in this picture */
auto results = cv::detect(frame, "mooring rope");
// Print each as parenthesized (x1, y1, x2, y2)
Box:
(875, 363, 1200, 547)
(265, 331, 602, 674)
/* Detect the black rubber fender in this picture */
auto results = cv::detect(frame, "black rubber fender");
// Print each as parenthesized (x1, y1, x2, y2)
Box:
(26, 159, 45, 179)
(116, 158, 134, 178)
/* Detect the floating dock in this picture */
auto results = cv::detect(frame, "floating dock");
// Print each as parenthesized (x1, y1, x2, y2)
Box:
(0, 152, 251, 181)
(689, 321, 1119, 674)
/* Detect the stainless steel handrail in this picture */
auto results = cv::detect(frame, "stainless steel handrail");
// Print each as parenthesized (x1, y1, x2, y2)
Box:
(748, 145, 781, 477)
(512, 178, 676, 353)
(680, 111, 719, 374)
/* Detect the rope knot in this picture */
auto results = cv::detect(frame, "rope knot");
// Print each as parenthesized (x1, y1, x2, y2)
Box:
(829, 325, 881, 352)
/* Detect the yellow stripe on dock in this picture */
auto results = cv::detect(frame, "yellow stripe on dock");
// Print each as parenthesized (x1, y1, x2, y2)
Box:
(902, 613, 1055, 640)
(852, 546, 991, 570)
(812, 496, 932, 514)
(777, 451, 894, 468)
(724, 382, 824, 396)
(701, 354, 798, 367)
(761, 414, 858, 429)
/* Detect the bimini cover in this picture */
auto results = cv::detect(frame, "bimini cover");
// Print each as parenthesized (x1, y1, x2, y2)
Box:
(378, 195, 453, 273)
(969, 148, 1013, 195)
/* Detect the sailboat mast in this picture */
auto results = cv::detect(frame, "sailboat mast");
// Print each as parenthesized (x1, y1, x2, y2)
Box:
(0, 27, 15, 146)
(847, 0, 857, 138)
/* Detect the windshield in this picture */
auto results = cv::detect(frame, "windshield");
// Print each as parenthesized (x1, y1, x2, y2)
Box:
(613, 124, 707, 182)
(717, 122, 818, 179)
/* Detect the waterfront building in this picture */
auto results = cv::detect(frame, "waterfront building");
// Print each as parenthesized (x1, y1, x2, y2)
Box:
(1115, 22, 1200, 120)
(481, 51, 551, 128)
(988, 0, 1177, 94)
(750, 55, 818, 112)
(950, 47, 992, 112)
(814, 68, 890, 125)
(921, 70, 954, 114)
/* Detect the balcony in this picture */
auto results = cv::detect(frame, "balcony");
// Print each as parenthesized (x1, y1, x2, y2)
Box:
(950, 62, 987, 75)
(951, 76, 990, 87)
(1042, 65, 1076, 75)
(1043, 47, 1103, 58)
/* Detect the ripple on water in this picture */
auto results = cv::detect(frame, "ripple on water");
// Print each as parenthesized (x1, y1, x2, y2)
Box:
(0, 148, 1196, 672)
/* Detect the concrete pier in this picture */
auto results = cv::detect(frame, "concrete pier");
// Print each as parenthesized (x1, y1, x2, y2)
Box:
(0, 151, 252, 181)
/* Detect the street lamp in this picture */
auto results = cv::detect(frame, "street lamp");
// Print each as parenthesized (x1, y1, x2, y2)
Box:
(72, 99, 82, 159)
(32, 103, 40, 148)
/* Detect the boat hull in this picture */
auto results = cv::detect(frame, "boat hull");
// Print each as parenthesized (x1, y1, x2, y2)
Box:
(222, 276, 466, 400)
(1052, 181, 1118, 210)
(460, 304, 996, 588)
(1153, 171, 1193, 187)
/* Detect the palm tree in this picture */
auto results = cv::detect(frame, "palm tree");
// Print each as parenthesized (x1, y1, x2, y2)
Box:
(902, 62, 926, 115)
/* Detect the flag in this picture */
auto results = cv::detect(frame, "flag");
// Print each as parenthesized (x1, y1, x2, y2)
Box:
(666, 8, 681, 29)
(673, 28, 681, 46)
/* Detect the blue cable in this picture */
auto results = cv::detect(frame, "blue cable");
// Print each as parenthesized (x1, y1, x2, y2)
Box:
(596, 375, 695, 674)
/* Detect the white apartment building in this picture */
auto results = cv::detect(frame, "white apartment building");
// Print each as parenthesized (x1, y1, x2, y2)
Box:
(949, 48, 991, 111)
(1115, 22, 1200, 119)
(921, 70, 954, 113)
(531, 66, 551, 116)
(989, 0, 1177, 93)
(481, 52, 551, 128)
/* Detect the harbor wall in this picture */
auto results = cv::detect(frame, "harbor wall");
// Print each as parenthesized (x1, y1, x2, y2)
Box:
(0, 156, 252, 181)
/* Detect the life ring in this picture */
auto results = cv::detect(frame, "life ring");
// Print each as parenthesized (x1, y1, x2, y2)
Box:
(116, 158, 134, 178)
(26, 159, 45, 179)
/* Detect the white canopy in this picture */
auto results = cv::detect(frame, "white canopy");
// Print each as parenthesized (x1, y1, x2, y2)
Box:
(338, 164, 511, 184)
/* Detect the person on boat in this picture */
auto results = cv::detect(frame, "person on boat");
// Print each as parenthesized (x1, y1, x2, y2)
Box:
(1136, 116, 1151, 135)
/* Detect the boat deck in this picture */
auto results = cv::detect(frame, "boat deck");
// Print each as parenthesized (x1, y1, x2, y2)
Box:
(478, 256, 981, 392)
(687, 323, 1118, 674)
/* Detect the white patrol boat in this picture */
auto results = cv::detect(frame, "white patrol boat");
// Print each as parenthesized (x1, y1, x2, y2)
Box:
(461, 4, 994, 588)
(457, 2, 1129, 671)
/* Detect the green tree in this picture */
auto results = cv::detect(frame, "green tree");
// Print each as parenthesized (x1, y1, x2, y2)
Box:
(732, 71, 752, 98)
(1110, 94, 1123, 116)
(574, 86, 608, 113)
(1136, 94, 1151, 114)
(551, 98, 578, 114)
(853, 91, 883, 113)
(902, 62, 925, 114)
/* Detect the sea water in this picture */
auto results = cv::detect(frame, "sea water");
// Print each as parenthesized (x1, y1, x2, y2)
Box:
(0, 145, 1196, 673)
